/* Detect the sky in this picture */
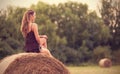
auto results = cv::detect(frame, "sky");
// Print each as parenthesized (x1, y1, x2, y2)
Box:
(0, 0, 101, 16)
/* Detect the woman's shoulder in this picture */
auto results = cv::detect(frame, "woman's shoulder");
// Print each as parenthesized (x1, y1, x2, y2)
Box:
(31, 23, 38, 31)
(31, 23, 38, 28)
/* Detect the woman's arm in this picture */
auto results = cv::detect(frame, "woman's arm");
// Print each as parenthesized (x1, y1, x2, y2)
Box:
(39, 35, 48, 39)
(32, 23, 41, 45)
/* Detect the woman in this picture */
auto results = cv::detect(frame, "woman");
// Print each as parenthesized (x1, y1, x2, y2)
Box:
(21, 9, 52, 57)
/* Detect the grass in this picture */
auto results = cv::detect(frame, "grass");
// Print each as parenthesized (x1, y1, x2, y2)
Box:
(67, 65, 120, 74)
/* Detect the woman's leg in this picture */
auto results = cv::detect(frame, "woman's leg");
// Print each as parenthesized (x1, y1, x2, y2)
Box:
(40, 38, 47, 48)
(40, 48, 53, 57)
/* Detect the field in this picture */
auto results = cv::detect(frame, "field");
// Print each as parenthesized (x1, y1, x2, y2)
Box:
(67, 66, 120, 74)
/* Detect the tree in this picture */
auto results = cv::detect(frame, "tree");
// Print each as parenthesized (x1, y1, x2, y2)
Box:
(0, 9, 15, 59)
(100, 0, 120, 49)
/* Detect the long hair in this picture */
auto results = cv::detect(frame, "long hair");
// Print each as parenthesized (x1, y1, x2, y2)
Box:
(21, 10, 35, 38)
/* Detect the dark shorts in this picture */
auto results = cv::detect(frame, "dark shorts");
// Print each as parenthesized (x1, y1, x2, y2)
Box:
(25, 47, 41, 53)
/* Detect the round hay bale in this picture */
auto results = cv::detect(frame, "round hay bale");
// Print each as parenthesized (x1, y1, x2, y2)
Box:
(0, 53, 70, 74)
(99, 58, 112, 68)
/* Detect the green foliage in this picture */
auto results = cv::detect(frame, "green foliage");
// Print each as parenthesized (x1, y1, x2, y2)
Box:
(0, 7, 25, 59)
(112, 49, 120, 64)
(52, 45, 80, 65)
(78, 40, 92, 62)
(93, 46, 111, 63)
(0, 41, 15, 59)
(100, 0, 120, 49)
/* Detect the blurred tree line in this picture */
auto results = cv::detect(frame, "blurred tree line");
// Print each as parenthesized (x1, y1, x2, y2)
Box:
(100, 0, 120, 64)
(0, 0, 120, 65)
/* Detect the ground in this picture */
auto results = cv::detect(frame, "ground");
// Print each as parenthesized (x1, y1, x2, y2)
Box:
(67, 66, 120, 74)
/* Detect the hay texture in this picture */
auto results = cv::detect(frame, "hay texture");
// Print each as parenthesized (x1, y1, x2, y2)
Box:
(0, 53, 70, 74)
(99, 58, 112, 68)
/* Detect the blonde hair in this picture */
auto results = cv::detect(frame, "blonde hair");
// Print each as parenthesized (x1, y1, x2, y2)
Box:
(21, 10, 35, 37)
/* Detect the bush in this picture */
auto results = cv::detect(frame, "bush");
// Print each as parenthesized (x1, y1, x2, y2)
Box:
(6, 38, 21, 50)
(0, 41, 15, 59)
(93, 46, 111, 63)
(52, 45, 80, 65)
(112, 49, 120, 65)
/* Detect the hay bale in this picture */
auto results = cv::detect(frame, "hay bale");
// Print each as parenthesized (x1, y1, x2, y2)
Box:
(99, 58, 112, 68)
(0, 53, 70, 74)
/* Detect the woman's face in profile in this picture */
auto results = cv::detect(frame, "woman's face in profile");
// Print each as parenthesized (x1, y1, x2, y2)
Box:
(31, 12, 36, 22)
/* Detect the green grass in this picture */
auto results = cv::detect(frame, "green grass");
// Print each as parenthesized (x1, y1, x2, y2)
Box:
(67, 66, 120, 74)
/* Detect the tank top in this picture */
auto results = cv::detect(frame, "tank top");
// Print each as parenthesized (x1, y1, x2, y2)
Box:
(24, 30, 40, 52)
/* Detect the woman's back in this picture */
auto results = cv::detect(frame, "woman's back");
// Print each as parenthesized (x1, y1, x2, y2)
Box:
(24, 31, 39, 52)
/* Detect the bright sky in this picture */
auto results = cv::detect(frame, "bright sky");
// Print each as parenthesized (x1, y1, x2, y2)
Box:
(0, 0, 101, 16)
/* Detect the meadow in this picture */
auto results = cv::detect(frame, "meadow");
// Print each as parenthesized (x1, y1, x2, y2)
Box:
(67, 66, 120, 74)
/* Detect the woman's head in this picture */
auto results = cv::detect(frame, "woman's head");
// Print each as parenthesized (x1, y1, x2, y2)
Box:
(23, 10, 36, 23)
(21, 9, 36, 37)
